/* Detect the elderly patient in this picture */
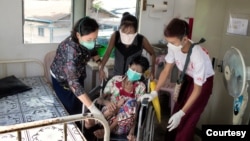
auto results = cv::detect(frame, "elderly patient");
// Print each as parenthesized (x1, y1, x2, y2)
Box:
(85, 55, 150, 140)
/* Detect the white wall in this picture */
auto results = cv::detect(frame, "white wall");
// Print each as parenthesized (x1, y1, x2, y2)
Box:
(193, 0, 250, 127)
(139, 0, 196, 44)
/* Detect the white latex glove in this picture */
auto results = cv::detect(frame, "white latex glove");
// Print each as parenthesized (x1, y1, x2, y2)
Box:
(138, 91, 158, 102)
(87, 103, 105, 119)
(167, 110, 185, 131)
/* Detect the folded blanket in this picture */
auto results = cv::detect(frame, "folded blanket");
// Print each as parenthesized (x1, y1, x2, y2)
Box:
(0, 75, 32, 98)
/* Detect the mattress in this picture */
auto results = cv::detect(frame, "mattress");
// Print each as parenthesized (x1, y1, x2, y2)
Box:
(0, 76, 85, 141)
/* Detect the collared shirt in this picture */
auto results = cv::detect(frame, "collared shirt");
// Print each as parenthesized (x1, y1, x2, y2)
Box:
(50, 37, 98, 96)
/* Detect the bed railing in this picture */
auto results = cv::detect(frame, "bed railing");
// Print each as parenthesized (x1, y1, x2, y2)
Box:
(0, 59, 45, 78)
(0, 113, 110, 141)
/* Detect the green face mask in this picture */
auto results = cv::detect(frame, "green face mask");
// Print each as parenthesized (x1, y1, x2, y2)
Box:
(80, 41, 95, 50)
(126, 68, 142, 82)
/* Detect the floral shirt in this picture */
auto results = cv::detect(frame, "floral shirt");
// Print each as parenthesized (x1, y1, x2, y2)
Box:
(103, 75, 146, 102)
(102, 75, 146, 135)
(50, 37, 98, 96)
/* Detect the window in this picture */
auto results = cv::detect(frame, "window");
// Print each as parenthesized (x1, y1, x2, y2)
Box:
(38, 27, 44, 36)
(86, 0, 138, 46)
(23, 0, 72, 44)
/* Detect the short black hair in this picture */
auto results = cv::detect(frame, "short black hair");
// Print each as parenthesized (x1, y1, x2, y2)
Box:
(119, 12, 138, 32)
(164, 18, 189, 40)
(71, 17, 99, 43)
(129, 55, 150, 73)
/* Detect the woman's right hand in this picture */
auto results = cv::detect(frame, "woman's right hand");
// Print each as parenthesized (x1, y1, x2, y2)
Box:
(99, 69, 107, 80)
(99, 66, 108, 81)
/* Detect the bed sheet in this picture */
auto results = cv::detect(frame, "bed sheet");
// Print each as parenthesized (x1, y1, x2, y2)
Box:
(0, 76, 85, 141)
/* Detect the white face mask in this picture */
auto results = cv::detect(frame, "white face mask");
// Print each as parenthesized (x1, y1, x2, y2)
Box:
(167, 42, 183, 52)
(119, 30, 137, 45)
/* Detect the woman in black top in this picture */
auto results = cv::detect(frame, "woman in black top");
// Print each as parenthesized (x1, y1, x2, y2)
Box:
(99, 12, 156, 79)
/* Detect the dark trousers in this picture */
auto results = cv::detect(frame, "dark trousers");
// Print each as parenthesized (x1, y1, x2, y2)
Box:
(51, 76, 82, 115)
(165, 75, 214, 141)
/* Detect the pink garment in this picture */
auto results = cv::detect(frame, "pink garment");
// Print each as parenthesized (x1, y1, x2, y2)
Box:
(165, 75, 213, 141)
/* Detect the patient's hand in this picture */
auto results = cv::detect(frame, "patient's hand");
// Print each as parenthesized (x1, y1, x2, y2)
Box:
(105, 101, 117, 112)
(116, 98, 125, 108)
(127, 134, 136, 141)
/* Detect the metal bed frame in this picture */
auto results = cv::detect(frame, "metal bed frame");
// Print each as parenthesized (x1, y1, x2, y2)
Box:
(0, 59, 110, 141)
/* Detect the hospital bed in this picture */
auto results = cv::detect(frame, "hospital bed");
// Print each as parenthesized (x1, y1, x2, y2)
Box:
(0, 58, 110, 141)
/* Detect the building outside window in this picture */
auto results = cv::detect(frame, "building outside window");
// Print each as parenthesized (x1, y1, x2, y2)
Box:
(23, 0, 137, 44)
(23, 0, 72, 44)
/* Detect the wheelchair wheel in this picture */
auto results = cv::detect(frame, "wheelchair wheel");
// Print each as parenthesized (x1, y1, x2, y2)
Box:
(141, 103, 156, 141)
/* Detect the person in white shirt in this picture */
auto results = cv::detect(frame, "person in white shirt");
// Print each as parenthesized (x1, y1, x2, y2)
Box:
(139, 18, 214, 141)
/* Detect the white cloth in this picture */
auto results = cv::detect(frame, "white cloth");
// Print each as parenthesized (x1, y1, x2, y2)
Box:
(137, 91, 158, 102)
(165, 41, 214, 86)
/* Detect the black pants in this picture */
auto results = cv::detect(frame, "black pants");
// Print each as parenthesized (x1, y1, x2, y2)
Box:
(51, 76, 82, 115)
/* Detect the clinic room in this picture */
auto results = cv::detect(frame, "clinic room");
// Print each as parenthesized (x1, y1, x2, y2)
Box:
(0, 0, 250, 141)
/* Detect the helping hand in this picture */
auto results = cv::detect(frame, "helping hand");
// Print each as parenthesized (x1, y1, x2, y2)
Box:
(167, 110, 185, 131)
(138, 91, 158, 102)
(99, 66, 108, 80)
(87, 103, 105, 119)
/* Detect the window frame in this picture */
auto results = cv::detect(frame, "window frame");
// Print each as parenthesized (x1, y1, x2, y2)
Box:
(22, 0, 74, 44)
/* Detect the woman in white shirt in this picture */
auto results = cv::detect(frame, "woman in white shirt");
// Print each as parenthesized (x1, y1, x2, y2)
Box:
(139, 18, 214, 141)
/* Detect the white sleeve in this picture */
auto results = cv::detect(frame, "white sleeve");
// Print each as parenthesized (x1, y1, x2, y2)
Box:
(165, 48, 175, 63)
(192, 48, 206, 86)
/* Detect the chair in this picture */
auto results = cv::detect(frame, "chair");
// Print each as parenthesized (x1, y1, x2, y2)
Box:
(155, 55, 178, 114)
(44, 50, 56, 84)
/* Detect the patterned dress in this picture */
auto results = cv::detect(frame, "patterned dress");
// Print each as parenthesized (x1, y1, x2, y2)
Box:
(102, 75, 146, 135)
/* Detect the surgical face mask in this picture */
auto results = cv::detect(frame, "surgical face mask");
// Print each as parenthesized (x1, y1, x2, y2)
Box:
(80, 40, 95, 50)
(126, 68, 142, 82)
(119, 30, 137, 45)
(167, 42, 183, 52)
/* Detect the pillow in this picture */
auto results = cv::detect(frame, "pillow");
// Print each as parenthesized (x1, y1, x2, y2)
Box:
(0, 75, 32, 98)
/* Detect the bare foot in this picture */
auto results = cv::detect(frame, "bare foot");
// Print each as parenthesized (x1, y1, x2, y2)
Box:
(93, 129, 104, 139)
